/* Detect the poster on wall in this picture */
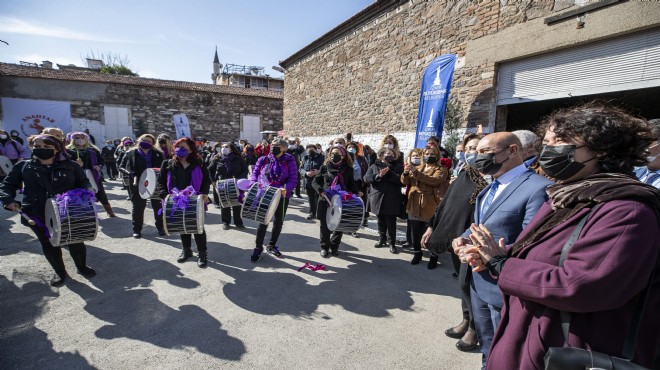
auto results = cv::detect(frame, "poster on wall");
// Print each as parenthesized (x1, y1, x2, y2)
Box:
(413, 54, 457, 148)
(173, 113, 191, 139)
(1, 98, 72, 143)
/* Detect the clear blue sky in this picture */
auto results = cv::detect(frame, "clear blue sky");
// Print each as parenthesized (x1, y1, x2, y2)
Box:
(0, 0, 373, 83)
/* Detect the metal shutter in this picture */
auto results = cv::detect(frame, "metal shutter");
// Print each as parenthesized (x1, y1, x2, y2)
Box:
(496, 27, 660, 105)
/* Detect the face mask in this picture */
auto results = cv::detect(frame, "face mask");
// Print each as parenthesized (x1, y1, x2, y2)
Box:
(428, 142, 437, 147)
(307, 149, 316, 156)
(139, 141, 153, 150)
(0, 134, 7, 140)
(33, 148, 56, 160)
(411, 158, 421, 166)
(465, 153, 477, 167)
(474, 149, 510, 175)
(333, 143, 344, 148)
(221, 148, 231, 156)
(383, 155, 395, 162)
(215, 147, 222, 153)
(331, 154, 342, 164)
(271, 147, 282, 156)
(11, 133, 18, 137)
(455, 151, 466, 163)
(74, 138, 85, 146)
(648, 154, 659, 163)
(175, 147, 189, 158)
(424, 156, 438, 164)
(347, 147, 357, 154)
(114, 141, 120, 146)
(538, 144, 593, 181)
(384, 144, 394, 149)
(289, 144, 297, 149)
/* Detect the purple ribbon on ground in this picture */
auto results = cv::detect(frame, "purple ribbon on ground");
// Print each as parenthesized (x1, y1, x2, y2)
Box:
(54, 189, 96, 217)
(297, 262, 327, 272)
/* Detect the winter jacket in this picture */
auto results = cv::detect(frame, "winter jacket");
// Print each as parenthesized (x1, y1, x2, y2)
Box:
(363, 160, 404, 216)
(249, 153, 298, 199)
(400, 162, 449, 220)
(208, 153, 248, 181)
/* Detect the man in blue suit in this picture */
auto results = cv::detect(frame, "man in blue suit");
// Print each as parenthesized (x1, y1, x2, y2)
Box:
(453, 132, 553, 369)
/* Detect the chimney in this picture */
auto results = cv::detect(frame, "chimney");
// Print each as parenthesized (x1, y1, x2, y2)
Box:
(41, 61, 53, 69)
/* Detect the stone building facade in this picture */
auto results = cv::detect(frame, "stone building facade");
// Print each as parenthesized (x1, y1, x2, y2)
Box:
(0, 63, 283, 144)
(280, 0, 660, 152)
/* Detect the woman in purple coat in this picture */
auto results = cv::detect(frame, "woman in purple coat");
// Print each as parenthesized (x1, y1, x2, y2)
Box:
(248, 138, 298, 263)
(465, 104, 660, 369)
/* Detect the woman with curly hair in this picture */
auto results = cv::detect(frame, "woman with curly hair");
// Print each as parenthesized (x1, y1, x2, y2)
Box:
(157, 137, 211, 267)
(465, 103, 660, 369)
(157, 133, 173, 159)
(67, 131, 116, 217)
(378, 134, 403, 166)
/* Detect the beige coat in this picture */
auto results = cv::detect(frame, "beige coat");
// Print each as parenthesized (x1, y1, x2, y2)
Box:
(401, 163, 449, 221)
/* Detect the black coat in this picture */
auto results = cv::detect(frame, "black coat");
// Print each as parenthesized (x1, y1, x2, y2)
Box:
(0, 159, 91, 225)
(119, 149, 164, 178)
(157, 159, 211, 197)
(312, 163, 360, 195)
(364, 160, 404, 216)
(300, 153, 324, 188)
(67, 147, 105, 169)
(101, 146, 116, 163)
(208, 154, 248, 181)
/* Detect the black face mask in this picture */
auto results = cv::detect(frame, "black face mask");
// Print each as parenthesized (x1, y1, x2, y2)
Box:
(538, 144, 593, 181)
(331, 154, 342, 164)
(474, 149, 510, 175)
(271, 147, 282, 156)
(33, 148, 56, 160)
(424, 156, 438, 164)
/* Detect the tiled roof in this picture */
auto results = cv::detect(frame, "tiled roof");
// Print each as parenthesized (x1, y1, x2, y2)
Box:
(0, 63, 283, 99)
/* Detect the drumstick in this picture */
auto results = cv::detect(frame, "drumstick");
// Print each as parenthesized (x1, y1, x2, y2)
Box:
(321, 193, 331, 206)
(18, 211, 37, 226)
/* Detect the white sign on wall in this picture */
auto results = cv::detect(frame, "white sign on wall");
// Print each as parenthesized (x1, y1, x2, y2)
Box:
(173, 113, 191, 139)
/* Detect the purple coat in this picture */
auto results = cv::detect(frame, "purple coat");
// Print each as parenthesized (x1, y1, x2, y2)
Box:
(0, 140, 29, 161)
(486, 200, 660, 369)
(249, 153, 298, 199)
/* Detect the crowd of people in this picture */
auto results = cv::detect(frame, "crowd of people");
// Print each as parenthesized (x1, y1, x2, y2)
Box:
(1, 103, 659, 369)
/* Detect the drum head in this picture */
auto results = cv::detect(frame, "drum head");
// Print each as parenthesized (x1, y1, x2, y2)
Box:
(0, 156, 13, 175)
(196, 195, 205, 234)
(139, 168, 158, 199)
(261, 188, 282, 225)
(44, 199, 62, 247)
(326, 195, 343, 231)
(85, 169, 99, 193)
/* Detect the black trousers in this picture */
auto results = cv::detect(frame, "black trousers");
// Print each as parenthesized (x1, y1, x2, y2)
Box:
(450, 250, 476, 330)
(221, 205, 243, 226)
(105, 162, 118, 179)
(377, 214, 397, 245)
(129, 185, 163, 232)
(409, 219, 427, 252)
(212, 185, 220, 205)
(255, 198, 289, 248)
(95, 179, 110, 205)
(295, 176, 301, 197)
(29, 224, 87, 274)
(181, 230, 207, 252)
(305, 185, 318, 216)
(317, 198, 343, 250)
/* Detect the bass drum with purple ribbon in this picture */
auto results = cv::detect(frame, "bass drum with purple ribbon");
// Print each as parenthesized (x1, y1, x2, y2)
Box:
(138, 168, 161, 199)
(84, 169, 99, 193)
(45, 192, 99, 247)
(216, 178, 241, 208)
(327, 194, 364, 233)
(0, 155, 13, 177)
(241, 184, 282, 225)
(162, 194, 205, 235)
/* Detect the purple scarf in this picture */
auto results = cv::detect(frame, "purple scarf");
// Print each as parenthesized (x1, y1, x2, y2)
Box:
(167, 163, 203, 194)
(265, 153, 285, 185)
(136, 148, 152, 168)
(87, 149, 101, 183)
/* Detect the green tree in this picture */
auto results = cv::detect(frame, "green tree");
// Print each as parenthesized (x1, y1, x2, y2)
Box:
(442, 99, 463, 154)
(82, 51, 139, 76)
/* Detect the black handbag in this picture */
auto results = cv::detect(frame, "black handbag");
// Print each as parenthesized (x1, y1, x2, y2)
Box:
(544, 207, 654, 370)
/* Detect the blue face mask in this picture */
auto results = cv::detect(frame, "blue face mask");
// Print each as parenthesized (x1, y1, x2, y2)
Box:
(455, 151, 466, 163)
(465, 153, 477, 167)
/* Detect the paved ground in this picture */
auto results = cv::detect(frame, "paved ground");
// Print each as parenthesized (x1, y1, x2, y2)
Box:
(0, 180, 481, 369)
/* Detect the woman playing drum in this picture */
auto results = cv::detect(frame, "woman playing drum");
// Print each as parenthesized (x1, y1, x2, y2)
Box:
(66, 132, 116, 217)
(0, 134, 96, 286)
(208, 142, 248, 229)
(248, 138, 298, 263)
(157, 137, 211, 267)
(312, 145, 362, 258)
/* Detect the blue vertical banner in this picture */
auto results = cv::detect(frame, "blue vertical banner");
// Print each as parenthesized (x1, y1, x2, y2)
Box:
(414, 54, 457, 148)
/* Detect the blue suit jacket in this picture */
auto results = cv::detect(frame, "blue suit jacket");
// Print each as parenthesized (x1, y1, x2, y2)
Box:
(463, 169, 554, 308)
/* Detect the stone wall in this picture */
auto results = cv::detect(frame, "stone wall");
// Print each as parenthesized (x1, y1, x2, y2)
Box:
(0, 76, 283, 142)
(281, 0, 595, 139)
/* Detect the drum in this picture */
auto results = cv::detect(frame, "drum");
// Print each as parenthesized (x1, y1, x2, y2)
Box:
(326, 194, 365, 233)
(241, 184, 282, 225)
(216, 178, 241, 208)
(45, 195, 99, 247)
(0, 155, 13, 177)
(85, 169, 99, 193)
(162, 194, 205, 235)
(138, 168, 161, 199)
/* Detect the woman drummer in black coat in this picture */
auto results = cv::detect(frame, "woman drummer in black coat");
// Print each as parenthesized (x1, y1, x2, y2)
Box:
(364, 147, 405, 254)
(0, 134, 96, 286)
(312, 145, 362, 258)
(208, 142, 248, 229)
(157, 137, 212, 267)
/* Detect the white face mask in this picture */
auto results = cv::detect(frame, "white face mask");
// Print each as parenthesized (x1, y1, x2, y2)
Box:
(74, 138, 85, 146)
(289, 144, 297, 149)
(411, 158, 421, 166)
(384, 143, 394, 149)
(215, 147, 222, 153)
(0, 134, 7, 139)
(347, 147, 357, 154)
(221, 148, 231, 156)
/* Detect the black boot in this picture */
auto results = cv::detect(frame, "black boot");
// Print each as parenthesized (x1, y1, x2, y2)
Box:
(320, 248, 329, 258)
(50, 271, 67, 287)
(177, 248, 193, 263)
(78, 266, 97, 278)
(428, 254, 439, 269)
(411, 251, 423, 265)
(374, 234, 387, 248)
(389, 242, 398, 254)
(197, 251, 207, 268)
(72, 250, 96, 278)
(330, 245, 339, 257)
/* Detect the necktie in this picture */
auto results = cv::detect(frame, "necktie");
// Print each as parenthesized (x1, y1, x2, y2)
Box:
(480, 180, 500, 222)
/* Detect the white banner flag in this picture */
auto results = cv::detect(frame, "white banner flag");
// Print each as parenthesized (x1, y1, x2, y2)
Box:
(173, 113, 191, 139)
(1, 98, 72, 142)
